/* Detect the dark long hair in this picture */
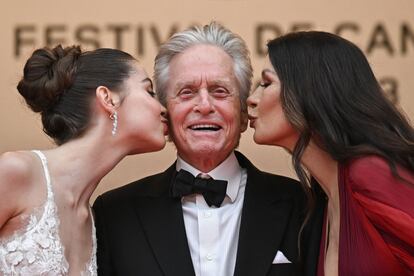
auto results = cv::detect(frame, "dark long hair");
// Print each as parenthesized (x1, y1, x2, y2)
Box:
(17, 45, 136, 145)
(267, 31, 414, 205)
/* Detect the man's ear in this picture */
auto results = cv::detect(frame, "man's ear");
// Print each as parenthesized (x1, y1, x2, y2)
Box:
(240, 110, 248, 133)
(95, 86, 120, 113)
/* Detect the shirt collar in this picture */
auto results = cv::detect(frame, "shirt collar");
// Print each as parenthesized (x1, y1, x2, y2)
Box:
(176, 152, 242, 202)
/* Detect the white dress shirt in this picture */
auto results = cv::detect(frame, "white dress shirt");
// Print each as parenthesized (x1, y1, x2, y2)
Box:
(176, 152, 247, 276)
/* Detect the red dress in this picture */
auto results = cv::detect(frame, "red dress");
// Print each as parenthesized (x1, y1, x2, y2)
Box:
(317, 156, 414, 276)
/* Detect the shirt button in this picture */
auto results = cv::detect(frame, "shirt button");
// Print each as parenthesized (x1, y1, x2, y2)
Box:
(206, 254, 214, 261)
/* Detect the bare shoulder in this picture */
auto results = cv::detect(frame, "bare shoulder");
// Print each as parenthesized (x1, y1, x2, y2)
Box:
(0, 151, 36, 184)
(0, 151, 40, 232)
(0, 151, 39, 208)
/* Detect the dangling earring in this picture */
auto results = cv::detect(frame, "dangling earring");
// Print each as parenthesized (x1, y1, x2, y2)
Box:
(110, 111, 118, 136)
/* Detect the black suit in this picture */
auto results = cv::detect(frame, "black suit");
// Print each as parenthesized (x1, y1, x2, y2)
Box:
(93, 152, 322, 276)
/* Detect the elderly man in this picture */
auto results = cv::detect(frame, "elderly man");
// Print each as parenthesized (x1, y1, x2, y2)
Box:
(93, 22, 319, 276)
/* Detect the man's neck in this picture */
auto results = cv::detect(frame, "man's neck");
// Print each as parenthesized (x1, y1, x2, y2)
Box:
(178, 152, 233, 173)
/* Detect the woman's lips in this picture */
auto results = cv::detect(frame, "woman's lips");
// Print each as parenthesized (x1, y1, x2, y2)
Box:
(248, 115, 257, 128)
(161, 119, 169, 135)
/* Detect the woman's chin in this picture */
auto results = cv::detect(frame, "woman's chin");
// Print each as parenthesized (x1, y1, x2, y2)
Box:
(129, 138, 167, 155)
(253, 134, 272, 146)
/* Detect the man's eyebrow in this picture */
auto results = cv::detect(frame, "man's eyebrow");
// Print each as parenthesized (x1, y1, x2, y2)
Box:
(174, 79, 201, 89)
(173, 78, 233, 90)
(207, 79, 232, 86)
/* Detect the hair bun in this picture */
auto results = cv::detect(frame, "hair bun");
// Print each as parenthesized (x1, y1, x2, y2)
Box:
(17, 45, 82, 113)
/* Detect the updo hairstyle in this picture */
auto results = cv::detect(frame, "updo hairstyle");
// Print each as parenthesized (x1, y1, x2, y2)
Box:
(17, 45, 136, 145)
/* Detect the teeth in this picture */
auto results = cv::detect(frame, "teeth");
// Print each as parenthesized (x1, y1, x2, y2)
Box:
(190, 124, 220, 131)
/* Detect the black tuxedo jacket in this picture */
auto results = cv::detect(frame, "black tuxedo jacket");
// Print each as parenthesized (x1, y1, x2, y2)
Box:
(93, 152, 322, 276)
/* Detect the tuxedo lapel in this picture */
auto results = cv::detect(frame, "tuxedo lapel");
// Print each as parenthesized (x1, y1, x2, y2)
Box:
(234, 153, 295, 276)
(133, 165, 195, 276)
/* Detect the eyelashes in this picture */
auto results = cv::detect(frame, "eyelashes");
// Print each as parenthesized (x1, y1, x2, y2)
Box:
(259, 83, 271, 88)
(148, 90, 156, 97)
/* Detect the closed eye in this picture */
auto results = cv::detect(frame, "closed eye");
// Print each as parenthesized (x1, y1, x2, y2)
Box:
(147, 90, 156, 97)
(259, 82, 271, 88)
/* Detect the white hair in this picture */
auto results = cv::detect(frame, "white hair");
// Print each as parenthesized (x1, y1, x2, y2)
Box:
(154, 22, 253, 112)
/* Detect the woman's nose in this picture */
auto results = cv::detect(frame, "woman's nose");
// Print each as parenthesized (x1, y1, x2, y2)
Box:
(247, 91, 258, 109)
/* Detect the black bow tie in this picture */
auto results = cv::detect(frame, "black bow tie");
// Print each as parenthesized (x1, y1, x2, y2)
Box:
(171, 169, 228, 207)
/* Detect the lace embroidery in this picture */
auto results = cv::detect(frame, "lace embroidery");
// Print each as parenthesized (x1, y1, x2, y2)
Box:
(0, 150, 97, 275)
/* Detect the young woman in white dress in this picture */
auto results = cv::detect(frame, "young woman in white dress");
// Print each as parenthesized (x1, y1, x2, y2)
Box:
(0, 45, 168, 275)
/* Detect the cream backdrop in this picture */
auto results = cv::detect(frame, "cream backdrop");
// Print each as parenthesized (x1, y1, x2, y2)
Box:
(1, 0, 413, 202)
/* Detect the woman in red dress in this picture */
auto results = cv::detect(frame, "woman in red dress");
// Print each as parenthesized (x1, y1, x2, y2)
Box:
(247, 31, 414, 275)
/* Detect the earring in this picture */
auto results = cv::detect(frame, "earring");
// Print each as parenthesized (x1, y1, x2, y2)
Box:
(110, 111, 118, 136)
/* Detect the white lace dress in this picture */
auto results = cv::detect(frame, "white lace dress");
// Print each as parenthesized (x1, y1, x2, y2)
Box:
(0, 150, 97, 276)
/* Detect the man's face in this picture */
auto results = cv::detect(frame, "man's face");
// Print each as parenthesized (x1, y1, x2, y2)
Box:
(165, 44, 247, 168)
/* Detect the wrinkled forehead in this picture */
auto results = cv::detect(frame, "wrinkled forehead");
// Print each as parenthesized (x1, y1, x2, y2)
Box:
(166, 45, 237, 86)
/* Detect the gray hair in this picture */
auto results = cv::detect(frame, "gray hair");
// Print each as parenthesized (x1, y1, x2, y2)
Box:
(154, 22, 253, 112)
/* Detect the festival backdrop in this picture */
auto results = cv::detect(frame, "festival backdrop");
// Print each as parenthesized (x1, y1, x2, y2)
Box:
(1, 0, 413, 201)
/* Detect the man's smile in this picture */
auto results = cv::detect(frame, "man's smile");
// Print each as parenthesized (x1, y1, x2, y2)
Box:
(188, 124, 222, 131)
